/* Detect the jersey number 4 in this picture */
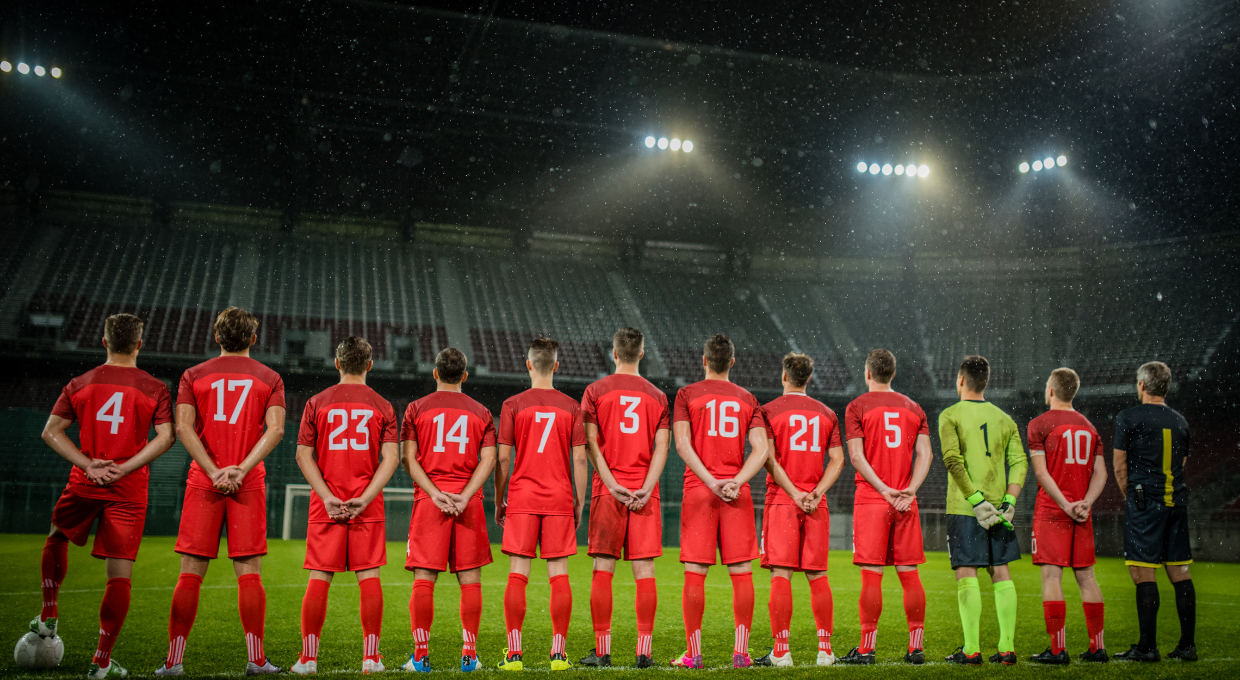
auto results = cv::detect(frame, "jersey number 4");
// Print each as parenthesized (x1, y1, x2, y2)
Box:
(211, 379, 253, 424)
(96, 392, 126, 435)
(432, 413, 470, 454)
(328, 409, 374, 451)
(1060, 429, 1092, 465)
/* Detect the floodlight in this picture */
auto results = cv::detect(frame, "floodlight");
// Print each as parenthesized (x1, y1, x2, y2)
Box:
(905, 164, 917, 176)
(682, 140, 693, 152)
(34, 65, 45, 76)
(1019, 162, 1030, 173)
(0, 61, 10, 73)
(17, 62, 29, 74)
(857, 162, 867, 173)
(644, 136, 656, 148)
(882, 164, 893, 175)
(894, 164, 905, 176)
(918, 165, 929, 177)
(1043, 157, 1055, 170)
(1056, 155, 1066, 167)
(657, 137, 668, 149)
(669, 138, 681, 151)
(869, 163, 880, 174)
(1032, 160, 1043, 171)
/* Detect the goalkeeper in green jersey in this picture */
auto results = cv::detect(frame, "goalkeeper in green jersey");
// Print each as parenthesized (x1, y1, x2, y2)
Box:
(938, 355, 1029, 666)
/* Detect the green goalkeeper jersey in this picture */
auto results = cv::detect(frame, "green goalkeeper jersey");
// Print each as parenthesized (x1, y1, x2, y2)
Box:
(938, 400, 1029, 516)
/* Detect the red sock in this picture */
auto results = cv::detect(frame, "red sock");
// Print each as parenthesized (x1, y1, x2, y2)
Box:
(858, 569, 883, 654)
(237, 574, 267, 665)
(166, 573, 202, 667)
(809, 576, 834, 654)
(1083, 601, 1105, 653)
(590, 570, 613, 656)
(93, 578, 131, 667)
(41, 534, 69, 622)
(1044, 600, 1067, 654)
(769, 576, 792, 656)
(731, 572, 754, 656)
(359, 577, 383, 662)
(300, 579, 330, 663)
(682, 572, 705, 657)
(550, 574, 572, 657)
(898, 570, 926, 652)
(460, 583, 482, 659)
(635, 578, 657, 658)
(504, 574, 528, 656)
(411, 579, 435, 661)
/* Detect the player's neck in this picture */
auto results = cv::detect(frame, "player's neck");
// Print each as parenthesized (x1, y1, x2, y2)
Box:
(1048, 399, 1074, 411)
(339, 373, 367, 385)
(104, 353, 138, 368)
(704, 370, 730, 381)
(867, 381, 893, 393)
(436, 381, 463, 392)
(959, 389, 985, 401)
(614, 362, 640, 376)
(530, 373, 555, 390)
(782, 386, 807, 396)
(1142, 395, 1166, 406)
(220, 348, 251, 358)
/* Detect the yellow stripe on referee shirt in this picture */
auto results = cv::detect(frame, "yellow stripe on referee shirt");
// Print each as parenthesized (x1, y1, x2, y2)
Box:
(1162, 428, 1174, 508)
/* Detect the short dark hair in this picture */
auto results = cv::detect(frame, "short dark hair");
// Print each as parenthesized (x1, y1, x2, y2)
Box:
(959, 355, 990, 392)
(613, 327, 644, 364)
(336, 336, 372, 375)
(435, 347, 468, 384)
(1138, 361, 1172, 397)
(1048, 367, 1080, 403)
(704, 334, 734, 374)
(782, 352, 814, 388)
(214, 307, 259, 352)
(104, 313, 144, 354)
(528, 336, 559, 374)
(865, 348, 896, 384)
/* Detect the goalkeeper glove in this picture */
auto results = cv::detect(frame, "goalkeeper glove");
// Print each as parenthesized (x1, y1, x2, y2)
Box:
(997, 493, 1017, 530)
(967, 491, 1002, 529)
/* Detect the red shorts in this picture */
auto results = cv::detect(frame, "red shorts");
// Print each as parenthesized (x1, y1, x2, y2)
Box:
(406, 496, 494, 572)
(1032, 514, 1096, 568)
(501, 513, 577, 559)
(588, 494, 663, 560)
(52, 487, 146, 561)
(760, 502, 830, 572)
(305, 521, 387, 572)
(679, 485, 759, 566)
(174, 486, 267, 560)
(851, 502, 925, 566)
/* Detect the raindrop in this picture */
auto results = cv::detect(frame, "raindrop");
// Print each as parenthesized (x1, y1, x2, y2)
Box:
(209, 160, 222, 173)
(1148, 119, 1158, 130)
(751, 158, 764, 167)
(1156, 292, 1164, 301)
(551, 107, 564, 117)
(686, 54, 702, 66)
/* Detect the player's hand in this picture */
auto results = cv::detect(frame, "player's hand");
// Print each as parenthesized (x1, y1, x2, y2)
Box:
(629, 486, 653, 511)
(574, 499, 584, 529)
(609, 484, 636, 507)
(881, 487, 902, 509)
(430, 490, 458, 516)
(967, 491, 1002, 529)
(343, 496, 371, 519)
(800, 491, 821, 514)
(211, 467, 239, 494)
(85, 459, 119, 486)
(720, 481, 741, 502)
(1071, 500, 1092, 523)
(707, 478, 731, 502)
(322, 495, 350, 520)
(997, 493, 1017, 529)
(445, 493, 468, 515)
(221, 466, 246, 494)
(495, 502, 507, 528)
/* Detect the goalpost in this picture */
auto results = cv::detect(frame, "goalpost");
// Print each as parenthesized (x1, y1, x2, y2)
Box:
(282, 483, 418, 541)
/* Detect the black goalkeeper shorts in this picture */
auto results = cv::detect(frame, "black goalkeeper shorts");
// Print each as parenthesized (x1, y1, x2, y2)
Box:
(1123, 497, 1193, 567)
(946, 514, 1022, 569)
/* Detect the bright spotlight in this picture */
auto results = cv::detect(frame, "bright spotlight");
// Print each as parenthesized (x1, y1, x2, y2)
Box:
(918, 165, 929, 178)
(1019, 162, 1030, 173)
(17, 62, 29, 74)
(869, 163, 880, 175)
(657, 137, 668, 149)
(0, 61, 10, 73)
(857, 162, 867, 173)
(1043, 157, 1055, 170)
(905, 164, 917, 176)
(1056, 155, 1067, 167)
(894, 164, 905, 176)
(1032, 160, 1043, 171)
(669, 138, 681, 151)
(644, 136, 656, 148)
(882, 164, 893, 175)
(34, 65, 46, 77)
(682, 140, 693, 153)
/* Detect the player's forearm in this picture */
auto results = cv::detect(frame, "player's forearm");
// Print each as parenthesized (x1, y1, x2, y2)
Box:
(767, 458, 801, 498)
(849, 441, 892, 494)
(1031, 458, 1070, 509)
(42, 422, 92, 469)
(119, 424, 176, 474)
(1112, 450, 1128, 495)
(181, 434, 220, 477)
(944, 456, 979, 498)
(1006, 449, 1029, 489)
(239, 409, 286, 474)
(494, 446, 512, 506)
(459, 447, 497, 499)
(641, 430, 670, 492)
(295, 446, 337, 501)
(676, 439, 716, 486)
(908, 438, 933, 493)
(572, 445, 589, 501)
(815, 449, 846, 496)
(586, 440, 623, 491)
(1084, 463, 1108, 506)
(357, 443, 401, 504)
(732, 429, 769, 486)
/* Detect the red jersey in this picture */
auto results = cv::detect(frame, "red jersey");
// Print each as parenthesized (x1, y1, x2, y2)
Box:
(763, 393, 842, 507)
(177, 355, 285, 492)
(498, 388, 586, 516)
(672, 379, 766, 490)
(51, 365, 173, 501)
(402, 390, 497, 502)
(580, 373, 670, 498)
(297, 383, 398, 523)
(844, 390, 928, 505)
(1028, 409, 1104, 521)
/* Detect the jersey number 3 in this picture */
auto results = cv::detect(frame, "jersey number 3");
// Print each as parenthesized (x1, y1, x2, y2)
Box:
(328, 409, 374, 451)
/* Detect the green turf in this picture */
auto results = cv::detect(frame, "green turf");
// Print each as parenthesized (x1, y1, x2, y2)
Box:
(1, 534, 1236, 678)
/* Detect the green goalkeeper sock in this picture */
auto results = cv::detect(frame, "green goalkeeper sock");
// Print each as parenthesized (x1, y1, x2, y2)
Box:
(957, 577, 982, 655)
(993, 580, 1017, 653)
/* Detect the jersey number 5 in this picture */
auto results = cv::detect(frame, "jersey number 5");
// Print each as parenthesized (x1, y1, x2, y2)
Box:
(884, 411, 901, 448)
(328, 409, 374, 451)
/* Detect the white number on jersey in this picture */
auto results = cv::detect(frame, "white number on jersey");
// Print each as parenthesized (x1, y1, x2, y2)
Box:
(433, 412, 471, 454)
(788, 414, 822, 452)
(884, 411, 902, 448)
(619, 395, 641, 434)
(211, 378, 253, 424)
(535, 411, 556, 453)
(327, 408, 374, 451)
(96, 391, 125, 435)
(705, 399, 741, 438)
(1059, 429, 1093, 465)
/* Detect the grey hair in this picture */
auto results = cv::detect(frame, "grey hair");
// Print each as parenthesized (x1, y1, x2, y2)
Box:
(1137, 361, 1172, 398)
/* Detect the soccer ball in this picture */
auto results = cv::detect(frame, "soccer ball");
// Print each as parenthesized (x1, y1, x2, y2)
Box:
(14, 632, 64, 669)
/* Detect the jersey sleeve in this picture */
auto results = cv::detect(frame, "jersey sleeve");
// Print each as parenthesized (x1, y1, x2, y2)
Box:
(51, 386, 76, 421)
(571, 405, 586, 447)
(746, 397, 766, 432)
(938, 407, 978, 499)
(176, 370, 195, 407)
(401, 402, 418, 442)
(915, 404, 930, 436)
(1113, 411, 1131, 451)
(580, 385, 598, 425)
(844, 401, 863, 440)
(672, 388, 690, 423)
(1091, 426, 1105, 461)
(480, 409, 497, 448)
(266, 375, 287, 410)
(153, 384, 174, 426)
(297, 399, 317, 447)
(1027, 419, 1047, 456)
(380, 401, 398, 443)
(655, 391, 671, 430)
(826, 411, 843, 449)
(497, 401, 516, 445)
(1003, 416, 1029, 488)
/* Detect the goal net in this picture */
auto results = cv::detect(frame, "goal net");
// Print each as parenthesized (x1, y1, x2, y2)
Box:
(282, 484, 417, 541)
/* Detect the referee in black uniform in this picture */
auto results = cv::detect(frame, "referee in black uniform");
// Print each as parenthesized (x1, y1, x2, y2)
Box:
(1112, 361, 1196, 662)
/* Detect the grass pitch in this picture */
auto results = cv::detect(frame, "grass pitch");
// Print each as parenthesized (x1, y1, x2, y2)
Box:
(1, 534, 1237, 679)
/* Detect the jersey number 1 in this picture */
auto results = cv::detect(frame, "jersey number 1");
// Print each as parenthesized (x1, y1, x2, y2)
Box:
(789, 414, 821, 452)
(211, 379, 253, 424)
(433, 413, 470, 454)
(1060, 429, 1092, 465)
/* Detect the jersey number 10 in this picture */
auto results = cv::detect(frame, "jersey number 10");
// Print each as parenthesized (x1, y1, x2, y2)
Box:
(1060, 429, 1092, 465)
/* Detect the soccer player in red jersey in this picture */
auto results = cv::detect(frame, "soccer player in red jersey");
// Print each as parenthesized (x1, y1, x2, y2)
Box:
(754, 353, 845, 668)
(672, 334, 771, 669)
(578, 327, 670, 669)
(401, 348, 498, 673)
(291, 337, 400, 675)
(35, 314, 175, 680)
(1027, 368, 1108, 664)
(494, 337, 588, 672)
(158, 308, 286, 676)
(839, 349, 932, 666)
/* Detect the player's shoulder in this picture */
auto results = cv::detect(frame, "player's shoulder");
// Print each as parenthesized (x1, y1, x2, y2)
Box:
(593, 373, 666, 401)
(686, 379, 757, 403)
(72, 365, 167, 396)
(765, 393, 831, 418)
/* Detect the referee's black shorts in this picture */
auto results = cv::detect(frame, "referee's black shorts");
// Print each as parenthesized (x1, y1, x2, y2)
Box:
(946, 514, 1021, 569)
(1123, 497, 1193, 567)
